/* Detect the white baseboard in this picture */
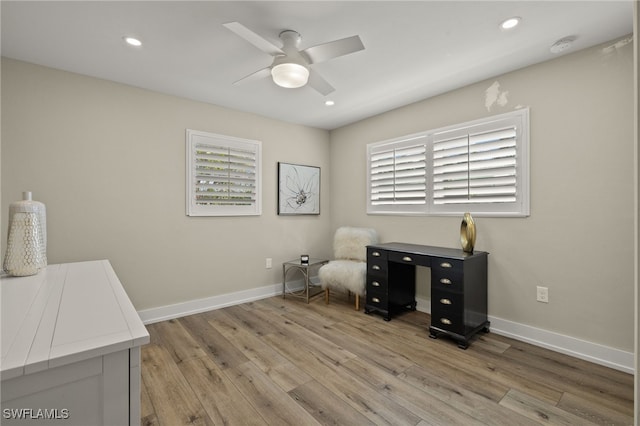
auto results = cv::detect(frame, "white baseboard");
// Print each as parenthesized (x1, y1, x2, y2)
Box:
(415, 296, 633, 374)
(137, 279, 307, 325)
(137, 283, 283, 324)
(138, 290, 633, 374)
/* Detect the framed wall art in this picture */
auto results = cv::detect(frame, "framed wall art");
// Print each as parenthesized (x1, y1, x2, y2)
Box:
(278, 162, 320, 215)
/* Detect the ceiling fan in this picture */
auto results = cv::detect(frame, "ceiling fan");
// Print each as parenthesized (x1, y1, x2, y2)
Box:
(223, 22, 365, 95)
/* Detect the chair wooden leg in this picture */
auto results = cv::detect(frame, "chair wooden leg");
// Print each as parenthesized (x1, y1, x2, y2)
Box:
(355, 295, 360, 311)
(325, 288, 330, 304)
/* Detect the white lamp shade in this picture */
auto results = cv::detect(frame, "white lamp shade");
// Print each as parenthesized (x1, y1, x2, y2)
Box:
(271, 63, 309, 88)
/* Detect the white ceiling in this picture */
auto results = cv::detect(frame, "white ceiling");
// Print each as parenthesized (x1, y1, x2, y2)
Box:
(1, 1, 634, 130)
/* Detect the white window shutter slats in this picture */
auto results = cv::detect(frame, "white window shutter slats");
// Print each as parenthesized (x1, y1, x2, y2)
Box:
(187, 130, 262, 216)
(431, 113, 524, 209)
(368, 108, 529, 216)
(194, 144, 257, 206)
(368, 137, 427, 209)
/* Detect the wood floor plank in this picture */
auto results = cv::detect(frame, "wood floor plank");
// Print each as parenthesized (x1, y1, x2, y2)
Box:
(205, 308, 313, 392)
(361, 319, 563, 405)
(263, 292, 376, 328)
(279, 309, 416, 376)
(216, 304, 278, 337)
(178, 312, 250, 369)
(141, 344, 214, 426)
(557, 391, 634, 425)
(472, 333, 512, 354)
(177, 356, 268, 426)
(310, 292, 380, 327)
(223, 361, 321, 426)
(253, 296, 338, 328)
(141, 296, 633, 426)
(501, 337, 633, 392)
(147, 319, 209, 364)
(288, 380, 375, 426)
(399, 364, 540, 426)
(499, 388, 600, 425)
(262, 327, 423, 425)
(140, 376, 160, 426)
(335, 319, 519, 403)
(482, 341, 633, 415)
(342, 356, 487, 426)
(241, 306, 359, 367)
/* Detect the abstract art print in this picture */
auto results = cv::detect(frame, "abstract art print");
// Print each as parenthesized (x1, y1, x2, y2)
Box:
(278, 162, 320, 215)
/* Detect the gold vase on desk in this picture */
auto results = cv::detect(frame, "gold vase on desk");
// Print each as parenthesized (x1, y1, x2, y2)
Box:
(460, 212, 476, 253)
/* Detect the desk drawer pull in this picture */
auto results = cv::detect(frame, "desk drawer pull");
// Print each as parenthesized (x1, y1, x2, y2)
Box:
(440, 278, 452, 285)
(372, 297, 380, 303)
(440, 318, 452, 325)
(402, 256, 413, 262)
(371, 281, 380, 287)
(372, 251, 381, 257)
(439, 298, 452, 305)
(440, 262, 452, 268)
(372, 265, 381, 271)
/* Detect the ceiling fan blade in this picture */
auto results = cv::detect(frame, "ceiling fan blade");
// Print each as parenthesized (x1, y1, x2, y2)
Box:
(223, 22, 284, 56)
(302, 35, 364, 64)
(307, 71, 335, 96)
(233, 68, 272, 85)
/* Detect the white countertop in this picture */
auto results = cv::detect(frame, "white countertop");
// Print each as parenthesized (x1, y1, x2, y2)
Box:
(1, 260, 149, 380)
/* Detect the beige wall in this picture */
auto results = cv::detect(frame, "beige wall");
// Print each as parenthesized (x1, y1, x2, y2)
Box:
(1, 34, 635, 353)
(1, 58, 333, 311)
(329, 37, 635, 352)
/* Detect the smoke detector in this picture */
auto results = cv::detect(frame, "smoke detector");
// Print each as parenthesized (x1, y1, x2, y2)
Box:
(550, 36, 577, 54)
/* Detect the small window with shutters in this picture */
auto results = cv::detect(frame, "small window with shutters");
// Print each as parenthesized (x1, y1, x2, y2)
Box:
(186, 129, 262, 216)
(367, 108, 529, 217)
(367, 135, 428, 214)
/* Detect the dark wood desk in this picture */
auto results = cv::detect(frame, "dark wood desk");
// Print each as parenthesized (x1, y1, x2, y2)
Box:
(365, 242, 489, 349)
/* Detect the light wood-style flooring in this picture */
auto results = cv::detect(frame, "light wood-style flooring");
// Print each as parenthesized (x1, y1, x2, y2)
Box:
(140, 293, 633, 425)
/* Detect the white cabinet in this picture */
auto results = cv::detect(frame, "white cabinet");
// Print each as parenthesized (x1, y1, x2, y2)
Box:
(1, 260, 149, 425)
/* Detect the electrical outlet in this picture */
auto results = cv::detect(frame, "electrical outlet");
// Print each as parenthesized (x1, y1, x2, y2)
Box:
(536, 286, 549, 303)
(266, 258, 272, 269)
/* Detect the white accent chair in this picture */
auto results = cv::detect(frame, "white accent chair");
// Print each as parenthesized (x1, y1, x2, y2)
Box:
(318, 227, 378, 310)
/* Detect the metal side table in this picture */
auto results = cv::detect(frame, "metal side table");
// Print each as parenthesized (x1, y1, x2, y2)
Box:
(282, 258, 328, 303)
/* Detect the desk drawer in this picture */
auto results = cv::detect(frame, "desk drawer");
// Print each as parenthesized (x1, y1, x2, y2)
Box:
(367, 277, 388, 292)
(431, 311, 464, 334)
(431, 269, 463, 293)
(432, 258, 463, 272)
(388, 251, 429, 266)
(431, 300, 464, 334)
(367, 248, 387, 261)
(366, 291, 388, 309)
(367, 248, 388, 276)
(367, 260, 387, 276)
(432, 290, 462, 311)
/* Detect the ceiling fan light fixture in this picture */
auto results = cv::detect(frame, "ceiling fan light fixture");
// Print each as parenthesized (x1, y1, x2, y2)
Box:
(271, 63, 309, 88)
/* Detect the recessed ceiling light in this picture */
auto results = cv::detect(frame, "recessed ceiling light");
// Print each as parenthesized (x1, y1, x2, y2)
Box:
(123, 36, 142, 47)
(325, 100, 335, 106)
(500, 17, 521, 30)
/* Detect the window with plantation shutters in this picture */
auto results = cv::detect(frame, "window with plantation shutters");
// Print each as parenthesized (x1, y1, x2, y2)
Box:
(367, 109, 529, 217)
(186, 129, 262, 216)
(368, 136, 428, 214)
(433, 128, 517, 205)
